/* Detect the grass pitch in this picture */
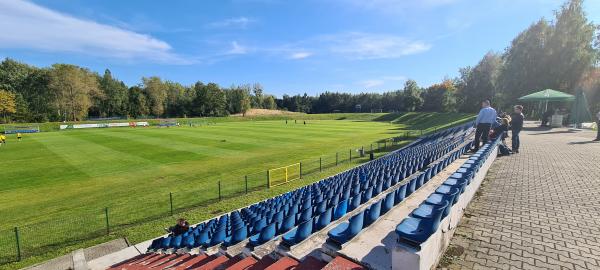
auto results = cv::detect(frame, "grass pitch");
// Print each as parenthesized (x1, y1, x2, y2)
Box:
(0, 112, 473, 269)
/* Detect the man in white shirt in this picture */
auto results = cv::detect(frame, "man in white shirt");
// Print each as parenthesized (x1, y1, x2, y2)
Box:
(472, 100, 497, 151)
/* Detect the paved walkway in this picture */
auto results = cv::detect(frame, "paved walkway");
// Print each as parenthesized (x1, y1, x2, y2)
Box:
(440, 124, 600, 270)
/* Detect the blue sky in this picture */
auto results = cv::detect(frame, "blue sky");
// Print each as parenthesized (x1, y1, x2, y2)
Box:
(1, 0, 599, 96)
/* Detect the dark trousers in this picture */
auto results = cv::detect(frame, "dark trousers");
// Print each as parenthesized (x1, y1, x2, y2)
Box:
(596, 120, 600, 140)
(512, 129, 521, 150)
(474, 123, 491, 150)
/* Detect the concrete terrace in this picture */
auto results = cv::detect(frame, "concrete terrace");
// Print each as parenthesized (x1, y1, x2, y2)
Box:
(440, 123, 600, 269)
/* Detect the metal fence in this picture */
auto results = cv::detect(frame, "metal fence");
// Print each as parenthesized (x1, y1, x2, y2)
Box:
(0, 126, 460, 266)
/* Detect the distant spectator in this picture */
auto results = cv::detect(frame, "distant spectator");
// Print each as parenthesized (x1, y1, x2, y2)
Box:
(541, 109, 553, 127)
(511, 105, 525, 153)
(491, 118, 510, 142)
(472, 100, 497, 152)
(166, 218, 190, 236)
(17, 133, 22, 141)
(594, 110, 600, 142)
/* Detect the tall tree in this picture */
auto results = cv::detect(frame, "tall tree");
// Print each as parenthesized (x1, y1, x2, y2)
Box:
(164, 81, 190, 117)
(97, 69, 129, 117)
(252, 83, 264, 108)
(142, 76, 168, 117)
(421, 80, 457, 112)
(456, 52, 503, 112)
(497, 19, 552, 106)
(402, 80, 423, 112)
(49, 64, 99, 121)
(264, 95, 277, 110)
(0, 89, 16, 123)
(544, 0, 597, 90)
(128, 86, 149, 118)
(192, 82, 228, 117)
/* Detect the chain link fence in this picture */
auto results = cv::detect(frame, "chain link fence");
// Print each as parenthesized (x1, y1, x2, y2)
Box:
(0, 125, 465, 266)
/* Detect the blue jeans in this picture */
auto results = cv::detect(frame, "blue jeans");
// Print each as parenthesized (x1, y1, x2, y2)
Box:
(512, 129, 521, 150)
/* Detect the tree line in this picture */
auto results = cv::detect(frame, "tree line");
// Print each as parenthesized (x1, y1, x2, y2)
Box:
(0, 0, 598, 123)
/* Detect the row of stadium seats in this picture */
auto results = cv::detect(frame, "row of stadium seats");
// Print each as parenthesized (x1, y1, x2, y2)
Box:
(147, 122, 475, 254)
(395, 137, 500, 246)
(326, 142, 471, 245)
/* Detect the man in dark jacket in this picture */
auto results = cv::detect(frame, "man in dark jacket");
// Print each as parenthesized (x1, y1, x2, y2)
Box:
(166, 218, 190, 236)
(510, 105, 524, 153)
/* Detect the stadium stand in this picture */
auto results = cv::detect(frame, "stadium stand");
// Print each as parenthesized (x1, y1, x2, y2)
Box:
(101, 121, 498, 270)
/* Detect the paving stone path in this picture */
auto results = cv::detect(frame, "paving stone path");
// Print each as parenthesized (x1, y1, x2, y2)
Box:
(440, 124, 600, 270)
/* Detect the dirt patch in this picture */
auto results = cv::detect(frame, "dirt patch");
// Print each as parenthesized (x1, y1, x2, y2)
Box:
(439, 245, 465, 268)
(232, 109, 301, 117)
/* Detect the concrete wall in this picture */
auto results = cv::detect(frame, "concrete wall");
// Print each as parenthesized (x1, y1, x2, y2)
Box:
(392, 145, 498, 270)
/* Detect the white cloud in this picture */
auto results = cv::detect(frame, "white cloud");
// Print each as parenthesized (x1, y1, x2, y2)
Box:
(357, 75, 406, 90)
(323, 32, 431, 59)
(344, 0, 459, 13)
(226, 41, 249, 55)
(0, 0, 188, 63)
(289, 52, 312, 59)
(206, 17, 256, 29)
(359, 79, 385, 89)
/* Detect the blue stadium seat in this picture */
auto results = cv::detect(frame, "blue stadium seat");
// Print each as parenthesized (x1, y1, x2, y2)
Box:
(248, 223, 276, 246)
(327, 211, 365, 245)
(313, 207, 333, 230)
(434, 185, 460, 205)
(395, 184, 408, 205)
(278, 214, 296, 234)
(333, 199, 348, 221)
(364, 200, 382, 227)
(381, 192, 395, 214)
(282, 218, 314, 246)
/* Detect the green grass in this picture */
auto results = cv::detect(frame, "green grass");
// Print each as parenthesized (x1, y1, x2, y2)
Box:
(0, 112, 473, 269)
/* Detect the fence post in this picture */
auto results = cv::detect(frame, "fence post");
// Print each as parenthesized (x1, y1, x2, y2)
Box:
(14, 227, 21, 262)
(319, 157, 322, 172)
(370, 144, 373, 153)
(349, 149, 352, 161)
(104, 207, 110, 235)
(335, 152, 338, 166)
(218, 181, 222, 201)
(299, 162, 303, 178)
(245, 175, 248, 194)
(266, 170, 270, 188)
(169, 192, 174, 216)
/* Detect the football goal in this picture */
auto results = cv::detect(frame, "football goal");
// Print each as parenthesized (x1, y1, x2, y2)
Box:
(3, 125, 40, 134)
(268, 163, 301, 187)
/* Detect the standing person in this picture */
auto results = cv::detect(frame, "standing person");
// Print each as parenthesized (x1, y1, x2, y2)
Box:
(472, 100, 497, 152)
(0, 134, 5, 147)
(511, 105, 525, 153)
(594, 110, 600, 142)
(17, 132, 22, 141)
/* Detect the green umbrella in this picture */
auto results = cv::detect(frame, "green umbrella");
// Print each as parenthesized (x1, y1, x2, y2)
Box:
(518, 89, 575, 102)
(569, 90, 592, 127)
